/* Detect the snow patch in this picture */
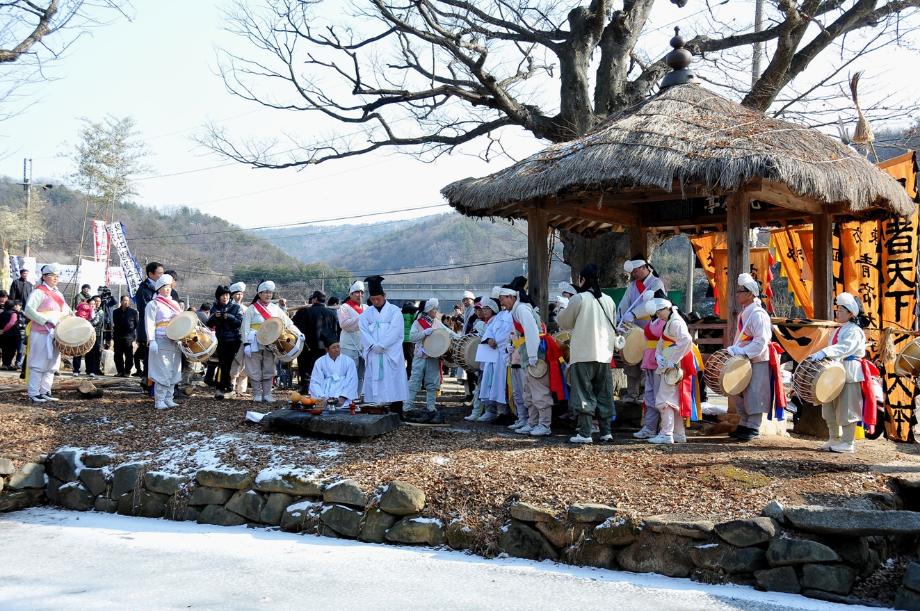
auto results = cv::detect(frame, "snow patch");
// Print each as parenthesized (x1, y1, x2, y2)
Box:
(695, 543, 719, 549)
(286, 500, 321, 513)
(430, 456, 450, 466)
(255, 466, 321, 484)
(408, 517, 443, 526)
(599, 516, 626, 528)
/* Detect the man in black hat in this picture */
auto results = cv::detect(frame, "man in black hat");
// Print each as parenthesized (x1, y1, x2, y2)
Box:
(358, 276, 408, 414)
(293, 290, 339, 393)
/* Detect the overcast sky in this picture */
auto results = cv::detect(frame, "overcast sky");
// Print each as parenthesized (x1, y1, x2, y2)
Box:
(1, 0, 918, 231)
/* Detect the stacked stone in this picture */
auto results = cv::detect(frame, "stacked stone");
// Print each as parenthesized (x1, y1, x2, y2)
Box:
(0, 455, 48, 512)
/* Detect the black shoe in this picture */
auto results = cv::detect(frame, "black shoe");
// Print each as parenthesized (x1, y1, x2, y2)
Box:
(728, 426, 749, 439)
(404, 409, 429, 423)
(427, 411, 446, 425)
(737, 429, 760, 442)
(132, 372, 144, 377)
(41, 394, 60, 402)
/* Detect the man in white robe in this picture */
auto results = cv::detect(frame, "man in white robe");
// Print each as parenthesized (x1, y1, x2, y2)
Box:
(617, 258, 667, 404)
(24, 263, 71, 402)
(727, 273, 773, 441)
(309, 342, 358, 406)
(359, 275, 408, 414)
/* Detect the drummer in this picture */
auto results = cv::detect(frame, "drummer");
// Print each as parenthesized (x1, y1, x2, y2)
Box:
(472, 297, 512, 424)
(242, 280, 295, 404)
(726, 273, 784, 441)
(145, 274, 183, 410)
(308, 341, 358, 407)
(24, 263, 71, 403)
(405, 298, 458, 425)
(227, 281, 249, 397)
(633, 299, 667, 439)
(617, 258, 667, 405)
(805, 292, 874, 453)
(647, 299, 698, 445)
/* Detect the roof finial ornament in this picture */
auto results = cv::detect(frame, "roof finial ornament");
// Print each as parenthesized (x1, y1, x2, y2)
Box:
(660, 26, 696, 89)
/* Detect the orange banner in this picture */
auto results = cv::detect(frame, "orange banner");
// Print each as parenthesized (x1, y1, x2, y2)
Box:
(770, 228, 814, 318)
(691, 234, 774, 315)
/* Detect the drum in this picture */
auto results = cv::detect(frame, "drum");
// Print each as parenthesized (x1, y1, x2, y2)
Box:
(54, 316, 96, 357)
(454, 333, 481, 371)
(527, 359, 548, 379)
(792, 358, 846, 405)
(166, 312, 218, 363)
(895, 337, 920, 377)
(662, 366, 684, 386)
(703, 349, 752, 396)
(620, 324, 646, 366)
(423, 327, 452, 358)
(256, 317, 304, 363)
(553, 331, 572, 363)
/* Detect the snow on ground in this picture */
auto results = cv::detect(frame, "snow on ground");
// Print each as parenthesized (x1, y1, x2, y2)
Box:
(0, 509, 877, 611)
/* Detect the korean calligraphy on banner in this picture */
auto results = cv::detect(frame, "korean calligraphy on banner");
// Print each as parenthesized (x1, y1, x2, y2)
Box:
(92, 220, 110, 264)
(770, 228, 814, 318)
(105, 222, 143, 295)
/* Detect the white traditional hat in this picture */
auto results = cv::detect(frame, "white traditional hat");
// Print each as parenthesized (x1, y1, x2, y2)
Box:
(424, 298, 439, 313)
(737, 273, 760, 295)
(40, 263, 61, 276)
(257, 280, 276, 294)
(555, 295, 570, 308)
(154, 274, 173, 291)
(229, 282, 246, 294)
(836, 292, 861, 316)
(349, 280, 365, 294)
(490, 286, 502, 299)
(481, 298, 499, 313)
(624, 259, 647, 273)
(558, 281, 577, 296)
(646, 297, 672, 316)
(497, 287, 518, 297)
(462, 290, 475, 300)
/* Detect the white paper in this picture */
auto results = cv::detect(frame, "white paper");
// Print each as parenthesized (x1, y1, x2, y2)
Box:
(245, 411, 265, 423)
(475, 343, 498, 363)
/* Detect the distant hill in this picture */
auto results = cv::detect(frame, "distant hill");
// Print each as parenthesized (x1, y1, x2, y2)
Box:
(0, 177, 307, 305)
(254, 213, 571, 285)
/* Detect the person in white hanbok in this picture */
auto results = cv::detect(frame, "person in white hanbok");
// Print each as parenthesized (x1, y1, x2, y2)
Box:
(227, 282, 249, 396)
(144, 274, 183, 410)
(338, 280, 366, 397)
(405, 298, 458, 424)
(24, 264, 71, 402)
(309, 342, 358, 406)
(359, 276, 409, 414)
(242, 280, 296, 404)
(806, 292, 870, 454)
(616, 259, 667, 404)
(476, 292, 514, 424)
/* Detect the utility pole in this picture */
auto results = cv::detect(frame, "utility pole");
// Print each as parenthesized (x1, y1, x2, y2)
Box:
(752, 0, 764, 87)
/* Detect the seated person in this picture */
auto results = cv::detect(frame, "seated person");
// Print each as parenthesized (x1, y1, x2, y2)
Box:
(308, 342, 358, 407)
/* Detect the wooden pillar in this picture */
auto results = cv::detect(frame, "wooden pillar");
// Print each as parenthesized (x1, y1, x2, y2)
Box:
(812, 213, 833, 320)
(629, 225, 648, 260)
(726, 193, 750, 345)
(527, 207, 550, 318)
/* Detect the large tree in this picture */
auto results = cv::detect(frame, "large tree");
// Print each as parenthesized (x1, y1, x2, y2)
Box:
(208, 0, 920, 283)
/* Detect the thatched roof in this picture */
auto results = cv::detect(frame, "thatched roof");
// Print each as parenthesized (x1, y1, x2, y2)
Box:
(442, 83, 915, 230)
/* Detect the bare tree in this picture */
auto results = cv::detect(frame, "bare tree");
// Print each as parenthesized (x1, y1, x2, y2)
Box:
(207, 0, 920, 283)
(0, 1, 132, 116)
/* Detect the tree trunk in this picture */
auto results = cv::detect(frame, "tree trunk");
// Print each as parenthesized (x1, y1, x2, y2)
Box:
(560, 230, 631, 288)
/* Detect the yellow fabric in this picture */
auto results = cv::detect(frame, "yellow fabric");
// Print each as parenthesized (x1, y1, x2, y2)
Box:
(250, 323, 262, 330)
(156, 321, 170, 327)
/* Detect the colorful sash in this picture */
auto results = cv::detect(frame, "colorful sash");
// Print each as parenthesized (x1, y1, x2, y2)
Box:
(831, 328, 878, 433)
(36, 284, 66, 310)
(155, 295, 182, 313)
(252, 301, 273, 321)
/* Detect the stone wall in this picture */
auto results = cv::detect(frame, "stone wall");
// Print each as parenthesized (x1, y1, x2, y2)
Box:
(2, 449, 920, 610)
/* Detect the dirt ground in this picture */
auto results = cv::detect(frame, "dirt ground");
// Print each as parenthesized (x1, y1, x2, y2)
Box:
(4, 370, 918, 527)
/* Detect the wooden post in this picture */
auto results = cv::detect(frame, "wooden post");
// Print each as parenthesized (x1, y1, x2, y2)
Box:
(685, 235, 695, 312)
(629, 225, 648, 260)
(726, 193, 751, 345)
(812, 213, 833, 319)
(527, 207, 550, 318)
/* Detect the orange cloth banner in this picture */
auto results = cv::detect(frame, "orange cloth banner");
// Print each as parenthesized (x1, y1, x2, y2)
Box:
(770, 229, 814, 318)
(691, 234, 773, 315)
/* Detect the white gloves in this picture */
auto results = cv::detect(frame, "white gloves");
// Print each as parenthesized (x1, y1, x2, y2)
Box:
(148, 340, 158, 354)
(244, 344, 253, 357)
(807, 350, 826, 362)
(423, 328, 434, 337)
(372, 344, 386, 354)
(666, 361, 676, 370)
(656, 354, 666, 368)
(621, 312, 635, 324)
(727, 346, 741, 357)
(528, 356, 538, 367)
(640, 290, 654, 302)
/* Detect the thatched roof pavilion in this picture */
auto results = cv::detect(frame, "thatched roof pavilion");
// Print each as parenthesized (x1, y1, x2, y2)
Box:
(441, 33, 915, 331)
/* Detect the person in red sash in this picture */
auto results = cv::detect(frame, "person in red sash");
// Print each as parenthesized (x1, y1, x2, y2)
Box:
(616, 258, 667, 405)
(633, 301, 667, 439)
(404, 298, 458, 424)
(24, 263, 71, 402)
(556, 264, 618, 444)
(338, 280, 366, 398)
(726, 273, 777, 441)
(242, 280, 296, 404)
(805, 292, 875, 453)
(144, 274, 183, 409)
(227, 281, 249, 397)
(647, 299, 697, 444)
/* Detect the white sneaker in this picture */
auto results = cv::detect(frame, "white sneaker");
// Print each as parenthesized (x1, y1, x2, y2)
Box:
(41, 394, 60, 402)
(673, 434, 687, 443)
(648, 434, 674, 445)
(830, 441, 855, 453)
(29, 395, 48, 403)
(599, 434, 613, 442)
(632, 428, 654, 439)
(515, 424, 533, 434)
(819, 439, 839, 450)
(262, 395, 276, 405)
(464, 412, 483, 422)
(154, 402, 168, 410)
(508, 421, 525, 430)
(476, 412, 498, 423)
(529, 424, 551, 436)
(569, 434, 593, 444)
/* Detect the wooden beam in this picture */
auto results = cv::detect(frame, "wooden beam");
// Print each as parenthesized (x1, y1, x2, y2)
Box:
(744, 179, 824, 215)
(527, 207, 550, 319)
(726, 192, 751, 346)
(812, 213, 833, 320)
